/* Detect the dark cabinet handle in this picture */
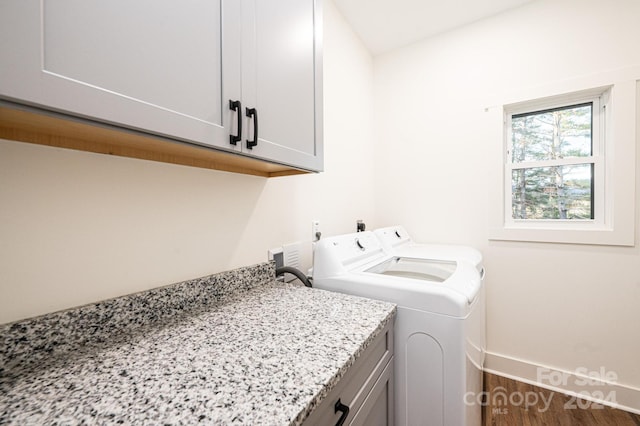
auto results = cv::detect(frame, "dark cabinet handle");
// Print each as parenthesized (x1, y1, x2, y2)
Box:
(334, 399, 350, 426)
(245, 107, 258, 149)
(229, 100, 242, 145)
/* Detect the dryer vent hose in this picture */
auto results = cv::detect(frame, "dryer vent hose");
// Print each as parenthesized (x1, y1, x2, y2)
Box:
(275, 266, 313, 288)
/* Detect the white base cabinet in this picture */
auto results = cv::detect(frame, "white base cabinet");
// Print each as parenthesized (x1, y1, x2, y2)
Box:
(303, 319, 395, 426)
(0, 0, 322, 173)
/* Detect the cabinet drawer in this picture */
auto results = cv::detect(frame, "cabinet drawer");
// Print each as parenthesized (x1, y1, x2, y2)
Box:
(303, 318, 394, 425)
(350, 357, 394, 426)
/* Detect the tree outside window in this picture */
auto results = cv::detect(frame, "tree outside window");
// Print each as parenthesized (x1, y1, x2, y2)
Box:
(509, 103, 595, 220)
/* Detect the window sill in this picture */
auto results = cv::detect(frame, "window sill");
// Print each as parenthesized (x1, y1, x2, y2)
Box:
(489, 226, 634, 246)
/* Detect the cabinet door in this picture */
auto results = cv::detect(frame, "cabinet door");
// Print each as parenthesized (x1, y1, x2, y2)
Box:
(0, 0, 238, 152)
(240, 0, 323, 171)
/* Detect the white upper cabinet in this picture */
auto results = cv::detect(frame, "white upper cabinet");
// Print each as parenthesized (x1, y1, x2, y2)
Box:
(239, 0, 323, 171)
(0, 0, 234, 152)
(0, 0, 322, 172)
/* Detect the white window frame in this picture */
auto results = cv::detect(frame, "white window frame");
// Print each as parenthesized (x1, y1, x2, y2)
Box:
(487, 70, 637, 246)
(504, 90, 606, 229)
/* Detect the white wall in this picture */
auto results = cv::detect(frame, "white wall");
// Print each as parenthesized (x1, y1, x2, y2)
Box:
(373, 0, 640, 408)
(3, 0, 640, 412)
(0, 0, 375, 324)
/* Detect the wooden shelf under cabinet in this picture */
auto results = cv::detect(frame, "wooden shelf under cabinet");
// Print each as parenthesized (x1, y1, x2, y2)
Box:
(0, 106, 309, 178)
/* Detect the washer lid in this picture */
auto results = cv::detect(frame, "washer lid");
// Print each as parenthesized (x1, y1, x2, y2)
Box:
(374, 225, 483, 272)
(365, 257, 456, 282)
(362, 255, 480, 304)
(313, 231, 482, 312)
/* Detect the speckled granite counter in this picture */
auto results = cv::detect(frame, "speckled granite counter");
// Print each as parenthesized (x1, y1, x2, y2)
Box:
(0, 262, 396, 425)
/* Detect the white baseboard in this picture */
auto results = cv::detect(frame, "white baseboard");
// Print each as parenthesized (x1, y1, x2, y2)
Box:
(484, 351, 640, 415)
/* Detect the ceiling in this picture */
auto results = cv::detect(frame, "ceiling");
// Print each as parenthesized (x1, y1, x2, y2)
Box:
(333, 0, 536, 55)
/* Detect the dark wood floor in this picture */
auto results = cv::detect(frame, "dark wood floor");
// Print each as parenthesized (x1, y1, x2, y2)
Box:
(483, 372, 640, 426)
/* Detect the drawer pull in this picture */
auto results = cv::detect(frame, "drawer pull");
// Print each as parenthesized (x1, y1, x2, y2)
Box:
(334, 399, 350, 426)
(229, 100, 242, 145)
(245, 107, 258, 149)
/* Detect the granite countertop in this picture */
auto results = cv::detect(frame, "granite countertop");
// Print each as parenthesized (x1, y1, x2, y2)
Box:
(0, 262, 396, 425)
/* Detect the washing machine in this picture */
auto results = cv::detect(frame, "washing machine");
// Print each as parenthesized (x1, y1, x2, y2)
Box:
(313, 231, 484, 426)
(374, 225, 486, 425)
(374, 225, 483, 274)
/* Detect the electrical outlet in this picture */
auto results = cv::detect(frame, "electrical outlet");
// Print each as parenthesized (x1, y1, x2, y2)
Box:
(312, 220, 321, 242)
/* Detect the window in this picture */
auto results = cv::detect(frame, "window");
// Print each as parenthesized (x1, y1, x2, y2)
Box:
(488, 76, 637, 246)
(506, 96, 603, 225)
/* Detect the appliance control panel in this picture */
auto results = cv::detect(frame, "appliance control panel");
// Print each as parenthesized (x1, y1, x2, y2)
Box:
(322, 231, 387, 268)
(374, 225, 412, 249)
